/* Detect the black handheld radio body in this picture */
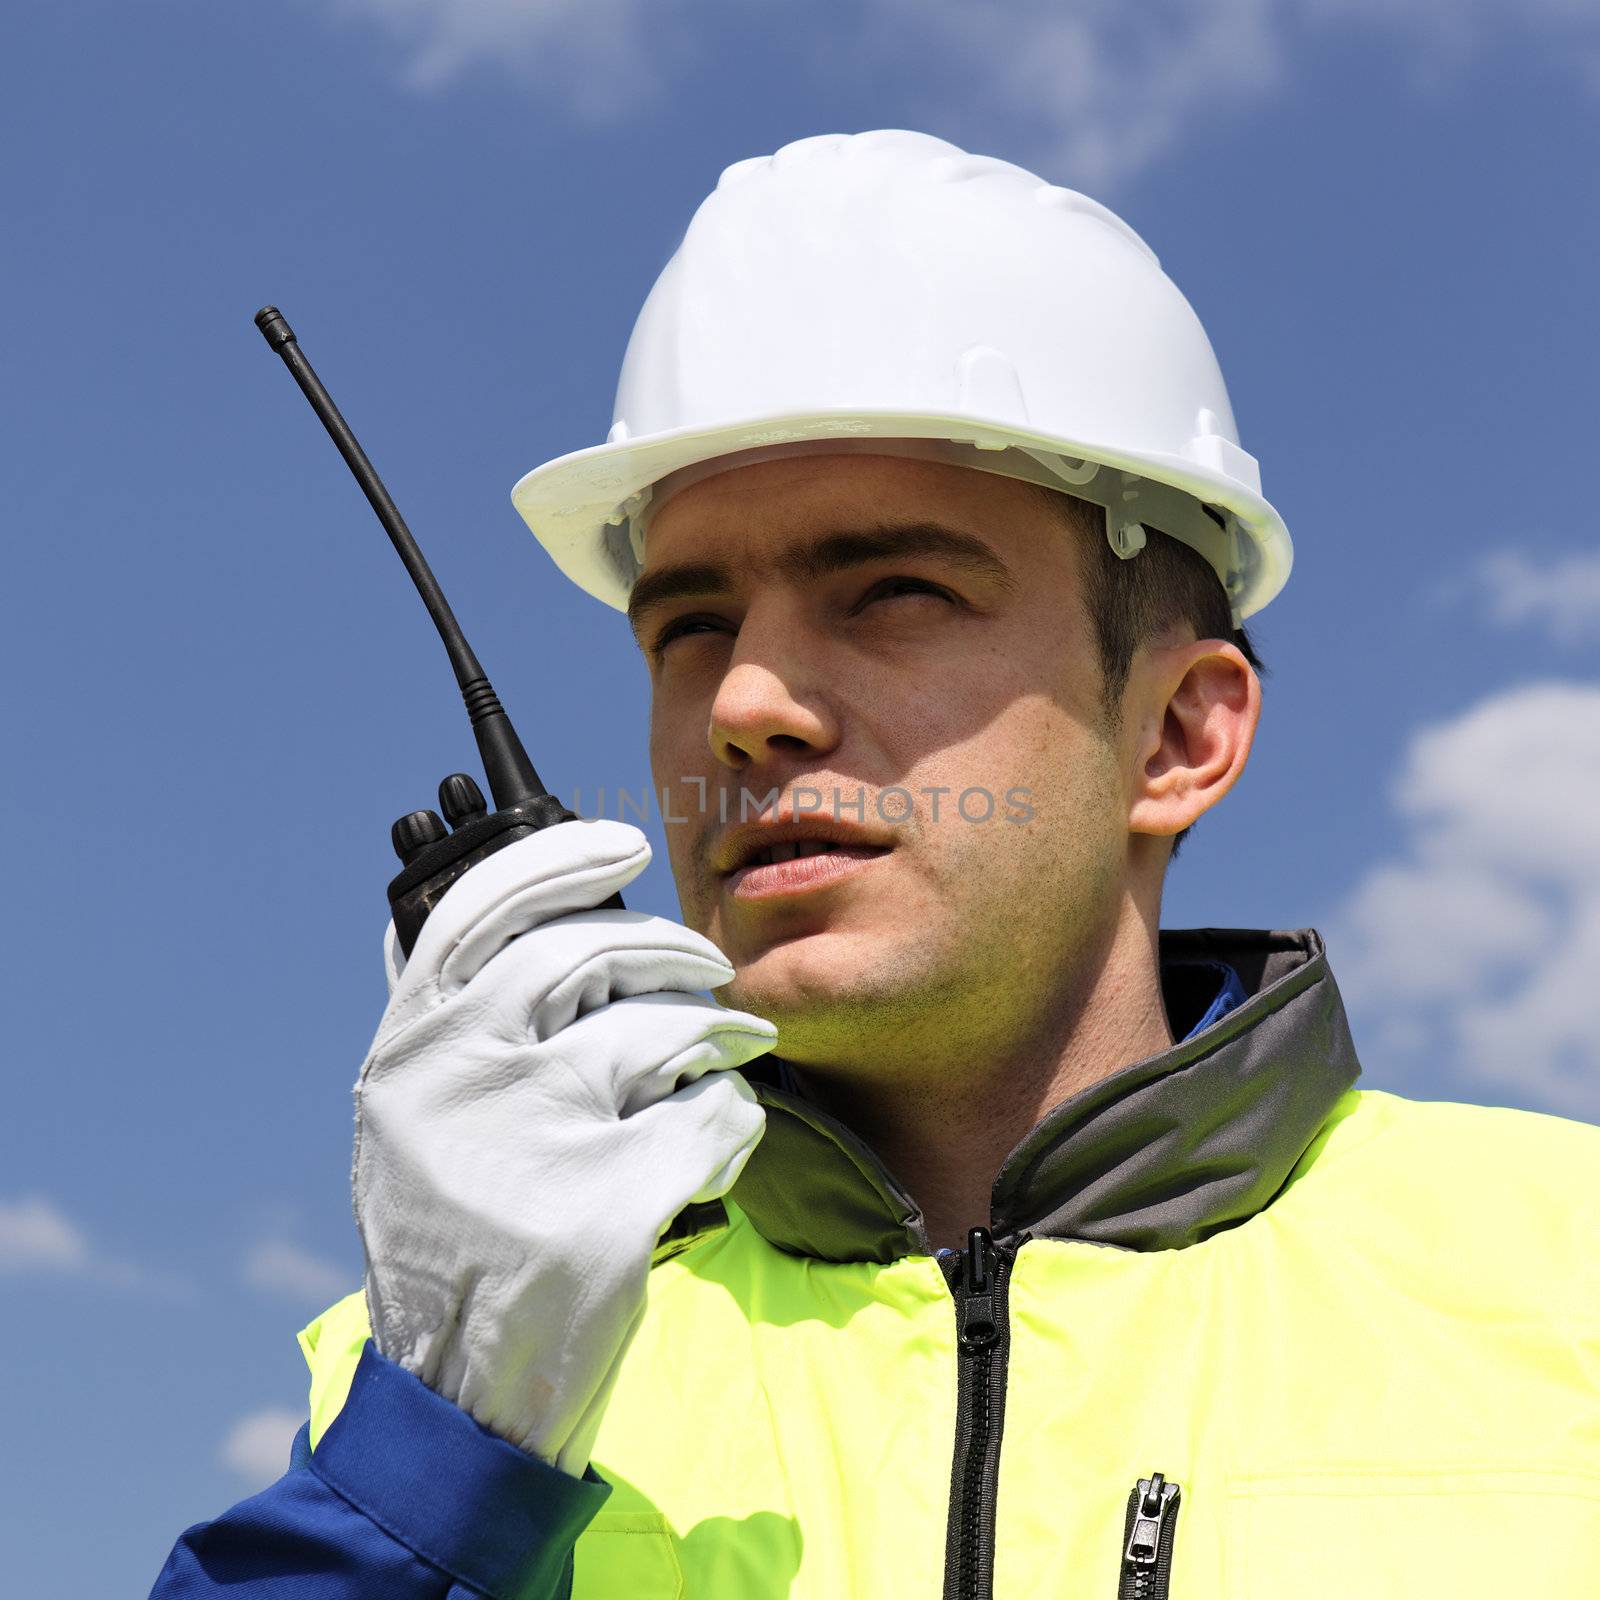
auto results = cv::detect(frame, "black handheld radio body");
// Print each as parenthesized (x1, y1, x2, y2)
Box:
(254, 306, 620, 955)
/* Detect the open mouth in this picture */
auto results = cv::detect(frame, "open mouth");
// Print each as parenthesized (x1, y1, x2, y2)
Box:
(746, 840, 849, 866)
(726, 837, 891, 899)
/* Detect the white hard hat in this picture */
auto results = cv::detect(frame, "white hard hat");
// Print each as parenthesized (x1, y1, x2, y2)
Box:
(512, 130, 1292, 624)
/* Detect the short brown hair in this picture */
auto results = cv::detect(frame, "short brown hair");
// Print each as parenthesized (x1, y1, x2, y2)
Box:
(1029, 485, 1265, 860)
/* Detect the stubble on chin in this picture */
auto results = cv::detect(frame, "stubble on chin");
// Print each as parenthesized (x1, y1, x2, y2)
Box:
(716, 906, 978, 1078)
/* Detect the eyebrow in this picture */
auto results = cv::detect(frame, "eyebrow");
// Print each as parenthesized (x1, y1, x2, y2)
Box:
(625, 520, 1017, 638)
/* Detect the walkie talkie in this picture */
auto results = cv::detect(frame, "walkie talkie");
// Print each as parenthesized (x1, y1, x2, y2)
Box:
(254, 306, 620, 955)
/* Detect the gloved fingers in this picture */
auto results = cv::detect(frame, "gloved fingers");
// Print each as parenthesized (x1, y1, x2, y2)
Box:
(383, 918, 407, 997)
(396, 821, 652, 1000)
(537, 991, 777, 1117)
(465, 909, 743, 1040)
(625, 1068, 768, 1216)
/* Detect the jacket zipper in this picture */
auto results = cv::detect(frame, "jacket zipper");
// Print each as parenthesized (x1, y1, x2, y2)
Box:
(937, 1226, 1020, 1600)
(1117, 1472, 1181, 1600)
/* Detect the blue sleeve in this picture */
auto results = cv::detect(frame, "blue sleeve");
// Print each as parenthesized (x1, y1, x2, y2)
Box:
(149, 1340, 611, 1599)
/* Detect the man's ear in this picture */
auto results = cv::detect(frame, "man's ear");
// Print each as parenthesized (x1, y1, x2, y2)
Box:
(1126, 638, 1260, 839)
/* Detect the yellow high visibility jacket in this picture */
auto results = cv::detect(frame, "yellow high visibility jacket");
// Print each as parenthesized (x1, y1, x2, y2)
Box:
(299, 930, 1600, 1598)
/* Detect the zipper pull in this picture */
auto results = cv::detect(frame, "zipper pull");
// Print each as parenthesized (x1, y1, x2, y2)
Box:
(1123, 1472, 1180, 1567)
(957, 1226, 997, 1348)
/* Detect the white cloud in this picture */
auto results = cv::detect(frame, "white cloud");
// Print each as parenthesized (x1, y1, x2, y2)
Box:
(0, 1196, 91, 1273)
(308, 0, 1600, 187)
(244, 1239, 352, 1303)
(1471, 551, 1600, 646)
(0, 1194, 194, 1296)
(877, 0, 1289, 191)
(320, 0, 678, 114)
(894, 0, 1600, 187)
(1327, 680, 1600, 1119)
(221, 1408, 304, 1490)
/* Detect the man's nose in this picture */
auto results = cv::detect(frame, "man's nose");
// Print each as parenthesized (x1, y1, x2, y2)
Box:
(708, 618, 839, 772)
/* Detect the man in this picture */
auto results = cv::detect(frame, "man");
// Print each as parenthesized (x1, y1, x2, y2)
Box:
(152, 131, 1600, 1599)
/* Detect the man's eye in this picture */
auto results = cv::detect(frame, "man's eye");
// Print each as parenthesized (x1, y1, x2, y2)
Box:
(855, 576, 955, 611)
(653, 613, 729, 652)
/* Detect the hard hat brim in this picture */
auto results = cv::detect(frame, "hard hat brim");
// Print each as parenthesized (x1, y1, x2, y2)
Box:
(511, 409, 1293, 621)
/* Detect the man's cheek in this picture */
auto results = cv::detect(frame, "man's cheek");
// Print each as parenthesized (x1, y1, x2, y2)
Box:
(667, 840, 712, 928)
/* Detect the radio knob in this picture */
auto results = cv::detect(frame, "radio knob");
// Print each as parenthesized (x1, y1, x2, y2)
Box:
(391, 809, 448, 864)
(439, 773, 488, 828)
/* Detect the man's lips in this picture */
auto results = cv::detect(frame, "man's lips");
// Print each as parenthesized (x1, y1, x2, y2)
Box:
(712, 815, 897, 876)
(711, 814, 895, 900)
(725, 843, 890, 900)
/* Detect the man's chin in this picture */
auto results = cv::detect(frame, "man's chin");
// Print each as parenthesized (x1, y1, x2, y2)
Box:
(719, 923, 868, 1013)
(717, 917, 933, 1031)
(697, 859, 944, 1016)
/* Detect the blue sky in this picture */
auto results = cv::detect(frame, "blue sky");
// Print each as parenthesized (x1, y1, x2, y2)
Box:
(3, 2, 1598, 1589)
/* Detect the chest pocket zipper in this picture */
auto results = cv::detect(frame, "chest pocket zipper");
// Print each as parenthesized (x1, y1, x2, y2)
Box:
(1118, 1473, 1181, 1600)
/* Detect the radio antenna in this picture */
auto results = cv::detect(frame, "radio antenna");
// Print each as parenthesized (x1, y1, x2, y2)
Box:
(254, 305, 547, 810)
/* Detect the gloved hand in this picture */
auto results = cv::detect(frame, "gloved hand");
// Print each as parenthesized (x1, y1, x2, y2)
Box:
(352, 819, 776, 1478)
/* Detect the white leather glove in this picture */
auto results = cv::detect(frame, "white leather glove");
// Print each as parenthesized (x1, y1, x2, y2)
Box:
(352, 819, 776, 1478)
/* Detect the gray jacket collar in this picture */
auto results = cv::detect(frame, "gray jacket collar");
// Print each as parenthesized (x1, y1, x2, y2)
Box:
(718, 929, 1361, 1264)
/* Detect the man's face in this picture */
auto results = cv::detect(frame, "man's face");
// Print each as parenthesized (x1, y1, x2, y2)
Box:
(631, 452, 1136, 1077)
